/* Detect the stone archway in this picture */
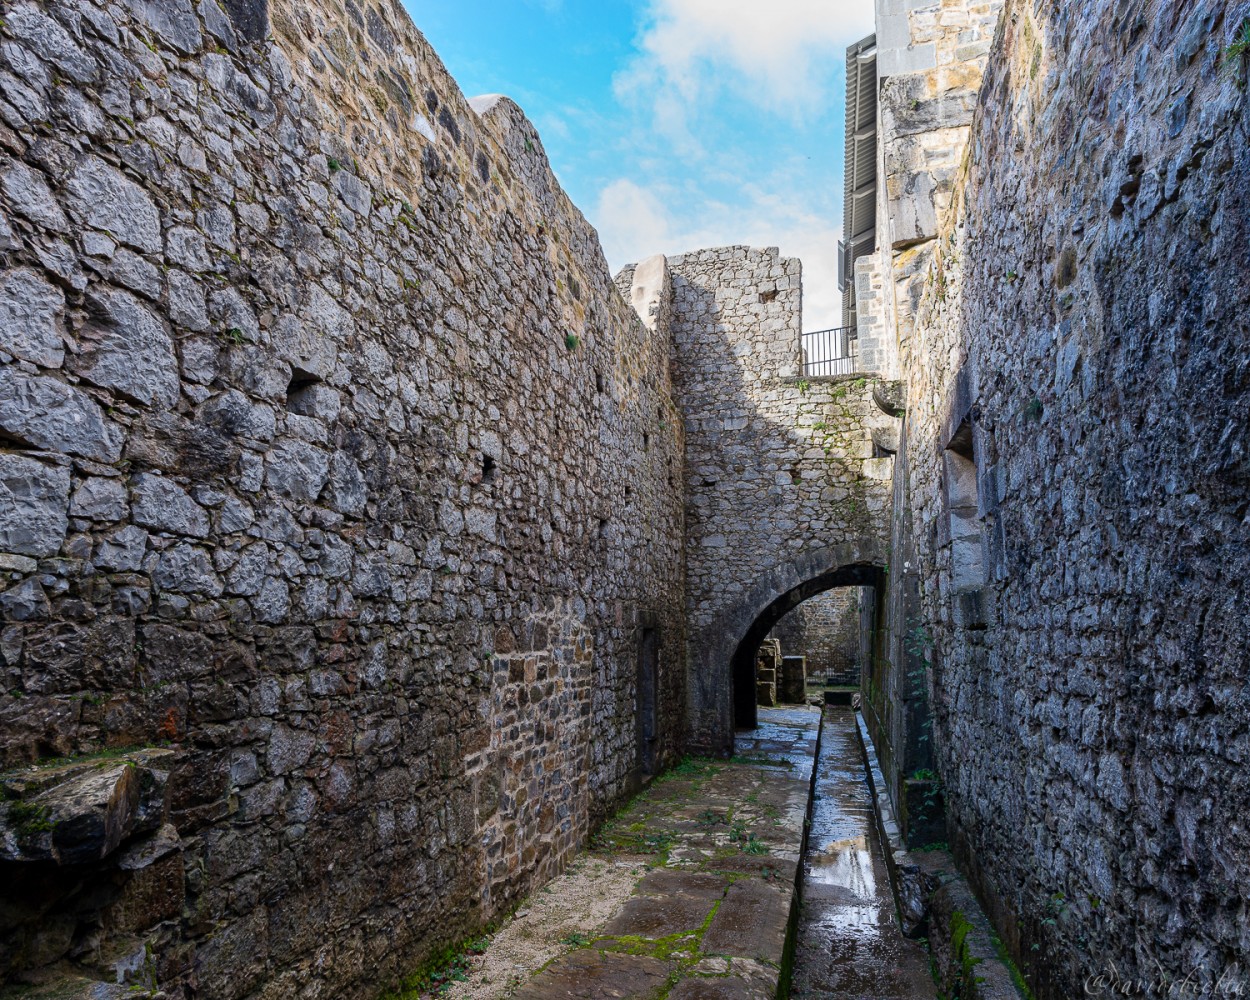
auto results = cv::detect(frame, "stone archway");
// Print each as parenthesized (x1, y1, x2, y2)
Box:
(686, 538, 888, 754)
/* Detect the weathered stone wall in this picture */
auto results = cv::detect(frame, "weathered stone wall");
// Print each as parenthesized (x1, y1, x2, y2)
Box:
(0, 1, 685, 995)
(768, 587, 862, 686)
(887, 0, 1250, 995)
(660, 245, 894, 751)
(858, 0, 1005, 380)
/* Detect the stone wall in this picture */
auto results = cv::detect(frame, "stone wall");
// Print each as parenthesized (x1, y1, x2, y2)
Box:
(768, 587, 862, 686)
(858, 0, 1005, 380)
(659, 245, 895, 751)
(0, 1, 686, 996)
(884, 0, 1250, 996)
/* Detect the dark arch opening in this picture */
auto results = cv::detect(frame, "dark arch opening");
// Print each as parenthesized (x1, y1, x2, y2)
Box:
(731, 562, 884, 730)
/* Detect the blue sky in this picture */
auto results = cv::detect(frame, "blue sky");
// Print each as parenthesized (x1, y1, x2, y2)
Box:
(403, 1, 875, 330)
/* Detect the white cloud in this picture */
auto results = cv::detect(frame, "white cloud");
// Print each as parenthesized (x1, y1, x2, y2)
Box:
(587, 1, 868, 331)
(595, 179, 674, 266)
(594, 178, 843, 331)
(617, 0, 875, 128)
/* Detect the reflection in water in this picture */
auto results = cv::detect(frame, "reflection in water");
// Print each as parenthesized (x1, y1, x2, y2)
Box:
(808, 837, 874, 894)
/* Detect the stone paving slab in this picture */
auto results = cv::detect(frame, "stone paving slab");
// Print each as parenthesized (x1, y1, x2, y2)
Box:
(665, 961, 776, 999)
(444, 707, 821, 999)
(700, 879, 792, 964)
(601, 889, 721, 939)
(516, 948, 672, 998)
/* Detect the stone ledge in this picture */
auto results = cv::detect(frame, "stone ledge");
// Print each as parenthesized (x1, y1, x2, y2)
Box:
(0, 748, 175, 864)
(853, 711, 1025, 1000)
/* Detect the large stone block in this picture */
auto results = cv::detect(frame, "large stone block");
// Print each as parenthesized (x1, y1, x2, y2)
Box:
(73, 289, 179, 408)
(0, 266, 65, 367)
(0, 453, 69, 557)
(0, 753, 172, 865)
(64, 156, 162, 254)
(0, 368, 122, 461)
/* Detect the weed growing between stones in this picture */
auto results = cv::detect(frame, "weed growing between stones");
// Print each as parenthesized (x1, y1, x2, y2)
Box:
(741, 835, 769, 855)
(382, 934, 492, 999)
(1223, 17, 1250, 82)
(728, 821, 769, 855)
(590, 823, 674, 857)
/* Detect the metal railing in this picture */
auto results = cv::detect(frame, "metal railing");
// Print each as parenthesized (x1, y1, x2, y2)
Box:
(801, 326, 858, 377)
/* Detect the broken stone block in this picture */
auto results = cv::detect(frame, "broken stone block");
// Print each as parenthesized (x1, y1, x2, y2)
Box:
(0, 750, 174, 865)
(1, 763, 140, 864)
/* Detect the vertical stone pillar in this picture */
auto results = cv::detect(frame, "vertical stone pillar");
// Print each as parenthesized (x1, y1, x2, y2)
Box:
(756, 640, 781, 706)
(779, 655, 807, 704)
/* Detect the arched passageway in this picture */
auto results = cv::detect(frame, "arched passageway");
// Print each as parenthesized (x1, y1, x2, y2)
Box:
(685, 539, 888, 753)
(731, 564, 882, 729)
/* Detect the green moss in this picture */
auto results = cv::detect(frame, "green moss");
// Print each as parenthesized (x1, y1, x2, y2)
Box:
(990, 928, 1037, 1000)
(380, 933, 492, 999)
(947, 908, 985, 998)
(6, 744, 156, 777)
(7, 800, 53, 837)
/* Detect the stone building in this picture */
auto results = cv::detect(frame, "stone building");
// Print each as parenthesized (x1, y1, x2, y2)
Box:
(858, 0, 1250, 997)
(0, 0, 688, 994)
(0, 0, 1247, 998)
